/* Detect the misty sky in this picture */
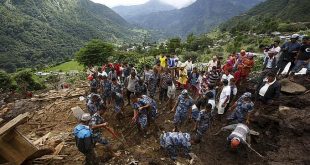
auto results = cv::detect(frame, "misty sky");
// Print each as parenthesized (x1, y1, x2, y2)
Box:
(91, 0, 196, 9)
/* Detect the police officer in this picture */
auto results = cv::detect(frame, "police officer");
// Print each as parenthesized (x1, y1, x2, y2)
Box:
(74, 113, 98, 165)
(227, 92, 254, 124)
(171, 90, 193, 132)
(89, 104, 118, 157)
(160, 132, 200, 161)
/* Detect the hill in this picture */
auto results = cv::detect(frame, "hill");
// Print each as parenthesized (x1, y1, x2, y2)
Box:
(129, 0, 264, 37)
(220, 0, 310, 33)
(0, 0, 144, 72)
(112, 0, 176, 20)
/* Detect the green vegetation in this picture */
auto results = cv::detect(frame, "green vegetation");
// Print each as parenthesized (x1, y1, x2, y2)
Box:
(45, 61, 84, 72)
(0, 71, 13, 92)
(13, 70, 44, 93)
(131, 0, 264, 37)
(220, 0, 310, 34)
(0, 0, 145, 73)
(75, 40, 114, 67)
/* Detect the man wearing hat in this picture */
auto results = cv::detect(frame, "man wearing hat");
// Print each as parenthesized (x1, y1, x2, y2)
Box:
(171, 90, 193, 132)
(227, 92, 254, 124)
(278, 34, 301, 74)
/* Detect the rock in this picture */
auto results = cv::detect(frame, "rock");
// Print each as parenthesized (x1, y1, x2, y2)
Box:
(188, 153, 202, 165)
(280, 79, 306, 94)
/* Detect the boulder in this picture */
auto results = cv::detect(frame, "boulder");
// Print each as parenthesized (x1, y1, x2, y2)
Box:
(280, 79, 306, 94)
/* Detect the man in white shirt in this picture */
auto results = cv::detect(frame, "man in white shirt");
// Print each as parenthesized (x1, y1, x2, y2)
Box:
(218, 79, 231, 115)
(221, 69, 234, 85)
(258, 72, 281, 104)
(184, 58, 193, 76)
(124, 71, 139, 105)
(207, 56, 218, 72)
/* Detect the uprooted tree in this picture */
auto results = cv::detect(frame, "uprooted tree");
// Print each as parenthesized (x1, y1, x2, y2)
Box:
(75, 39, 114, 67)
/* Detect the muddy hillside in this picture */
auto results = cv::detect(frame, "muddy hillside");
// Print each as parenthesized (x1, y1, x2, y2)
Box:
(0, 76, 309, 165)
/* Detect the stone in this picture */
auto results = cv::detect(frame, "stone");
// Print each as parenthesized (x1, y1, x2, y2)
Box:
(280, 79, 306, 94)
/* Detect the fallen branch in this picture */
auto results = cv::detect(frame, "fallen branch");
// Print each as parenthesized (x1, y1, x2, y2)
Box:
(53, 142, 65, 155)
(36, 124, 57, 131)
(33, 132, 51, 146)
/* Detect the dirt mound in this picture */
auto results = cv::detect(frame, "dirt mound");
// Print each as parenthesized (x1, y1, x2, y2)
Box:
(1, 79, 309, 165)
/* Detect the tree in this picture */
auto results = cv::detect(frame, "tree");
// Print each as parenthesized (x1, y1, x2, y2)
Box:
(13, 70, 43, 93)
(0, 71, 13, 92)
(46, 74, 60, 89)
(167, 37, 181, 53)
(75, 39, 114, 67)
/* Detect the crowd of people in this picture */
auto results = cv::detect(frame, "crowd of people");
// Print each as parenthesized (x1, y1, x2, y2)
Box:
(73, 34, 309, 164)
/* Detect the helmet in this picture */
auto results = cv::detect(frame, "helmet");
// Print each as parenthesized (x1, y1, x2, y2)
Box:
(87, 75, 93, 81)
(81, 113, 91, 122)
(290, 34, 299, 39)
(243, 92, 252, 98)
(181, 89, 188, 95)
(231, 137, 240, 149)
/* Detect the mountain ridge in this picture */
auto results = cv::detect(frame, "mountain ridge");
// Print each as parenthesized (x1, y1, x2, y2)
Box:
(112, 0, 176, 20)
(0, 0, 143, 72)
(128, 0, 265, 37)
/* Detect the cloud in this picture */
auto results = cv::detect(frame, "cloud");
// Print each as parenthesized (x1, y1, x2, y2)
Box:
(91, 0, 196, 8)
(160, 0, 196, 9)
(91, 0, 149, 7)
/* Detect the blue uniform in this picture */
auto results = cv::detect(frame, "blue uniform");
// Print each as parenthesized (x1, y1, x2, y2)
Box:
(89, 113, 109, 145)
(135, 83, 147, 95)
(111, 83, 122, 94)
(87, 99, 101, 115)
(160, 132, 191, 160)
(148, 73, 158, 98)
(227, 97, 254, 123)
(132, 99, 149, 129)
(174, 95, 193, 125)
(196, 110, 212, 138)
(74, 124, 97, 164)
(101, 80, 112, 101)
(141, 95, 158, 120)
(191, 105, 199, 121)
(114, 92, 124, 113)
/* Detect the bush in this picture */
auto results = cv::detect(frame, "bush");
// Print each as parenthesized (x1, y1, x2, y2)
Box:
(13, 70, 44, 93)
(0, 71, 13, 92)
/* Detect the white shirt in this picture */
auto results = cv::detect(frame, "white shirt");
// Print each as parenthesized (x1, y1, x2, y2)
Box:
(259, 79, 276, 97)
(207, 60, 218, 72)
(98, 71, 107, 77)
(126, 76, 139, 92)
(219, 86, 231, 102)
(221, 74, 234, 84)
(208, 99, 215, 110)
(184, 61, 193, 71)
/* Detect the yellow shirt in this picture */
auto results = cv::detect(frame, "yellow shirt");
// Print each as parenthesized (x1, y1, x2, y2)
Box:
(159, 56, 167, 68)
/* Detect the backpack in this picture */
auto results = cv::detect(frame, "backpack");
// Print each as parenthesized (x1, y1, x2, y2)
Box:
(74, 124, 94, 154)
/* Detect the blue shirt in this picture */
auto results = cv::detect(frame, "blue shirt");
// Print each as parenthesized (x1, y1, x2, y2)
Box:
(160, 132, 191, 149)
(176, 95, 193, 114)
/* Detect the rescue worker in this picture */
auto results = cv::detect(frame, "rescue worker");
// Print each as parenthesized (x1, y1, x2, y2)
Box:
(74, 113, 98, 165)
(87, 94, 102, 115)
(171, 90, 193, 132)
(193, 103, 213, 140)
(160, 132, 200, 161)
(89, 104, 119, 157)
(131, 94, 151, 136)
(111, 92, 125, 121)
(227, 92, 254, 124)
(100, 75, 112, 105)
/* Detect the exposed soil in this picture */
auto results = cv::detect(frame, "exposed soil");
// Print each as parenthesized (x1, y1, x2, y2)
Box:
(0, 78, 309, 165)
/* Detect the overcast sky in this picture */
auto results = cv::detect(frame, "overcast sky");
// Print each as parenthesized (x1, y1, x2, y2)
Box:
(91, 0, 196, 9)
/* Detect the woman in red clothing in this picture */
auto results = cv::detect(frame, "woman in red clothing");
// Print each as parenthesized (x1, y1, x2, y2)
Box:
(234, 53, 255, 85)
